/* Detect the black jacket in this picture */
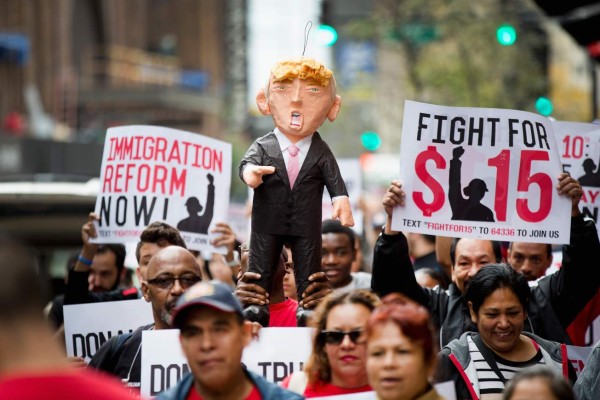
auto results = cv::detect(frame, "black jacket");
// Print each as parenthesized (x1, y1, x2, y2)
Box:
(239, 131, 347, 237)
(88, 323, 154, 393)
(63, 269, 140, 305)
(371, 215, 600, 347)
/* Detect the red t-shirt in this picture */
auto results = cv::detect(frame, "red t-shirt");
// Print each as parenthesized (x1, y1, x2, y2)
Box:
(186, 384, 262, 400)
(281, 374, 372, 397)
(269, 298, 298, 327)
(0, 369, 136, 399)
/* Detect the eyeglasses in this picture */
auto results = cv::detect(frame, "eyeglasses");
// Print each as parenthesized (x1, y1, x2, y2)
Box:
(147, 275, 201, 289)
(320, 329, 364, 345)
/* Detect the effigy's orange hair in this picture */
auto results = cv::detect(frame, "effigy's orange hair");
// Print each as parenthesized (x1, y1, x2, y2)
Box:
(270, 58, 333, 86)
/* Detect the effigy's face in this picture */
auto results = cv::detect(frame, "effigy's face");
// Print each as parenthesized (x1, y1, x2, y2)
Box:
(267, 75, 334, 139)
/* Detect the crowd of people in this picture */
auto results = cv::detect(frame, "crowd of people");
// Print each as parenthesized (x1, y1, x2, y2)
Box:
(0, 171, 596, 399)
(1, 56, 598, 400)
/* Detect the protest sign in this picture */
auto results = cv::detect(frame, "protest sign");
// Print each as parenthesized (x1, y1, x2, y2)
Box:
(323, 158, 364, 233)
(92, 125, 232, 252)
(393, 101, 570, 244)
(552, 121, 600, 233)
(242, 327, 313, 383)
(64, 299, 152, 363)
(140, 327, 313, 397)
(141, 329, 186, 397)
(567, 344, 595, 377)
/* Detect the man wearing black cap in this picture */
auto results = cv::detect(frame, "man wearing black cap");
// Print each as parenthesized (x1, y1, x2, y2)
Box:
(157, 281, 302, 400)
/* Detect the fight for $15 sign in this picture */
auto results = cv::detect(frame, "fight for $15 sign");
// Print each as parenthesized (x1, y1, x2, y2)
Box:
(91, 126, 232, 252)
(393, 101, 571, 244)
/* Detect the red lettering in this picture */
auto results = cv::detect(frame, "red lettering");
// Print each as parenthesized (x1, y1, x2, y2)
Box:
(152, 165, 167, 193)
(516, 150, 552, 222)
(113, 164, 124, 193)
(114, 136, 134, 159)
(124, 164, 135, 192)
(137, 165, 150, 192)
(180, 141, 192, 165)
(168, 140, 181, 164)
(107, 137, 116, 161)
(143, 136, 154, 160)
(102, 165, 114, 192)
(192, 145, 202, 167)
(170, 168, 186, 196)
(202, 147, 213, 170)
(413, 146, 446, 217)
(212, 149, 223, 173)
(155, 137, 167, 162)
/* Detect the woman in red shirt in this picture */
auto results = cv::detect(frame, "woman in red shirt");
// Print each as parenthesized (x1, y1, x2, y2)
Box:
(281, 289, 380, 397)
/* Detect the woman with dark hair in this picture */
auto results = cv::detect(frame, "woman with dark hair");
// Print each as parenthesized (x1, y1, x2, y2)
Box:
(503, 365, 574, 400)
(435, 264, 576, 400)
(366, 293, 445, 400)
(281, 289, 380, 397)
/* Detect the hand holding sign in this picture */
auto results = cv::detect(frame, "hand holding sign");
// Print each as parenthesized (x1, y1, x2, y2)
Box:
(556, 172, 583, 217)
(242, 165, 276, 189)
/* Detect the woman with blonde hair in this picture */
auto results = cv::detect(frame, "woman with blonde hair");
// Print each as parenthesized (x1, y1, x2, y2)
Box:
(281, 289, 380, 397)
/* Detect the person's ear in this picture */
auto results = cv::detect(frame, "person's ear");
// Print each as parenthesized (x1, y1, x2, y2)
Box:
(256, 89, 271, 116)
(327, 95, 342, 122)
(141, 281, 151, 302)
(468, 301, 477, 323)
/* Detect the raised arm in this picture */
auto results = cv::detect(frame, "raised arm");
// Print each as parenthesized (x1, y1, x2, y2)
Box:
(371, 181, 429, 306)
(538, 173, 600, 327)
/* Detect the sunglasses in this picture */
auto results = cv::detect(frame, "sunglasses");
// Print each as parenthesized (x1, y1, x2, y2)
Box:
(147, 275, 201, 290)
(320, 329, 364, 345)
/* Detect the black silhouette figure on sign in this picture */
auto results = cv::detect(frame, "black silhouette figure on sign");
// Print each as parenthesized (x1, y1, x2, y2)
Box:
(449, 146, 495, 222)
(578, 157, 600, 187)
(177, 173, 215, 234)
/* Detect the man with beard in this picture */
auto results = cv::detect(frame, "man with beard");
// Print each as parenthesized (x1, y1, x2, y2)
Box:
(88, 246, 201, 394)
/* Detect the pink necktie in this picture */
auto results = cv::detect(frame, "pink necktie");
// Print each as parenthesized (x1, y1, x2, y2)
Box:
(287, 145, 299, 189)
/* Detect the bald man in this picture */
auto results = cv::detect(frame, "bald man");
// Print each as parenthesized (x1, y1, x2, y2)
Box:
(89, 246, 202, 394)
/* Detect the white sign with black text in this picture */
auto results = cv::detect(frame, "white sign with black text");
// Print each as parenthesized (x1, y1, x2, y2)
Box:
(64, 299, 152, 363)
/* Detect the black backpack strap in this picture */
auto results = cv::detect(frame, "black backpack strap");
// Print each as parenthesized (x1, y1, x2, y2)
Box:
(106, 331, 134, 373)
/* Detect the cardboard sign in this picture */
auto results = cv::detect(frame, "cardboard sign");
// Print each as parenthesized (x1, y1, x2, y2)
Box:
(393, 101, 570, 244)
(92, 125, 232, 252)
(323, 158, 364, 233)
(242, 327, 313, 383)
(64, 299, 152, 363)
(552, 121, 600, 235)
(140, 327, 313, 397)
(567, 344, 595, 377)
(141, 329, 186, 397)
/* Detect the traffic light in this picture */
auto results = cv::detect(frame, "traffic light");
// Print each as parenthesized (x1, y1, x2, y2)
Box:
(361, 131, 381, 151)
(535, 97, 553, 116)
(496, 24, 517, 46)
(317, 24, 338, 46)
